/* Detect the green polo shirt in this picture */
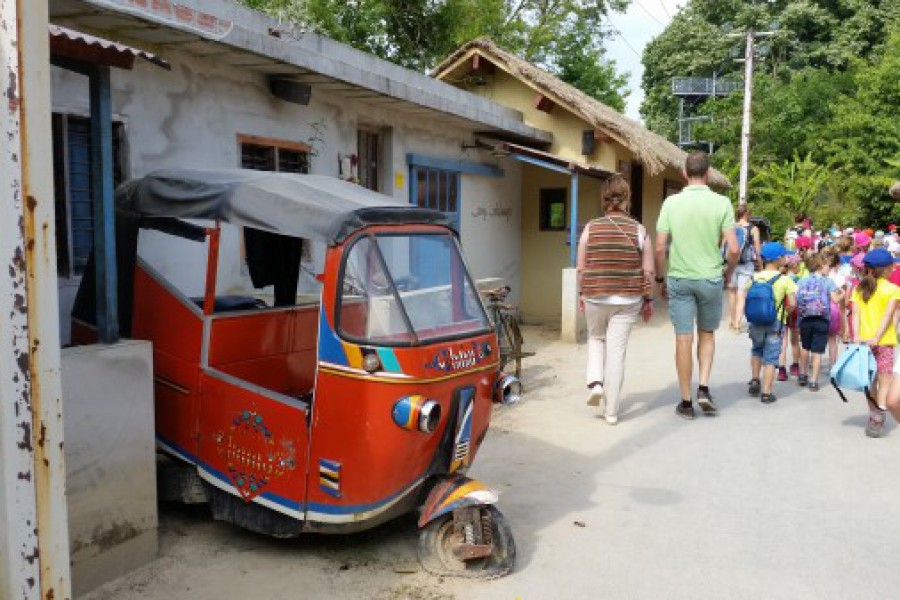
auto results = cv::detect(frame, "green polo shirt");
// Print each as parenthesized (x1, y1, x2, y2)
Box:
(657, 184, 735, 280)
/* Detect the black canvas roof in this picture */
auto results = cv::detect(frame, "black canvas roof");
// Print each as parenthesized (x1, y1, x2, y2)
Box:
(116, 168, 453, 243)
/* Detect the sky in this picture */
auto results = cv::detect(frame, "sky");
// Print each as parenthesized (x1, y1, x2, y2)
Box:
(603, 0, 684, 122)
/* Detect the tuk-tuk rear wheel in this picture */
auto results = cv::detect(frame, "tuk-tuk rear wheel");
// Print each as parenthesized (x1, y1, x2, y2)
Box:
(418, 505, 516, 579)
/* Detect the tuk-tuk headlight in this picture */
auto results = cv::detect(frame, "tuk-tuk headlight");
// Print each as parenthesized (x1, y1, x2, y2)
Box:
(392, 396, 442, 433)
(494, 374, 522, 405)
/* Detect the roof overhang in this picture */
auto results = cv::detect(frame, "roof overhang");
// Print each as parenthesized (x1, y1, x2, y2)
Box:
(47, 0, 552, 146)
(496, 142, 614, 180)
(49, 24, 171, 70)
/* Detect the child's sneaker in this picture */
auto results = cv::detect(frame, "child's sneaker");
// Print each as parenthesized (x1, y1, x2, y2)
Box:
(789, 363, 800, 377)
(798, 374, 808, 387)
(808, 381, 820, 392)
(865, 409, 886, 438)
(777, 366, 788, 381)
(761, 393, 778, 404)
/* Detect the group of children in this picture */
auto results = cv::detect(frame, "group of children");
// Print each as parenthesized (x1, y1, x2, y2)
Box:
(742, 233, 900, 438)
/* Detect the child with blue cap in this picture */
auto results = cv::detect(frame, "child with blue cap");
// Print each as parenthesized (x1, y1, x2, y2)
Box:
(851, 248, 900, 437)
(745, 242, 798, 403)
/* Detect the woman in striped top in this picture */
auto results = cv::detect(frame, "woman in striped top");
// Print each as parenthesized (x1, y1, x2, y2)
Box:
(576, 175, 655, 425)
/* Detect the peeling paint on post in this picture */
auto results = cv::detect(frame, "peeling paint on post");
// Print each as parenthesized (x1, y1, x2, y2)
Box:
(0, 1, 72, 599)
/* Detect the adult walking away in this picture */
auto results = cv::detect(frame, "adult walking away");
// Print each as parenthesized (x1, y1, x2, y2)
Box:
(726, 205, 762, 332)
(577, 175, 654, 425)
(655, 152, 739, 419)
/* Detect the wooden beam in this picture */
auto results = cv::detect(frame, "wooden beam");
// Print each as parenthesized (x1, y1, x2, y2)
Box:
(534, 94, 555, 113)
(594, 129, 613, 143)
(471, 53, 495, 74)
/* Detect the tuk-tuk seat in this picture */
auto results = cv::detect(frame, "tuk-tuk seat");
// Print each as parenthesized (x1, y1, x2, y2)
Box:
(190, 296, 266, 313)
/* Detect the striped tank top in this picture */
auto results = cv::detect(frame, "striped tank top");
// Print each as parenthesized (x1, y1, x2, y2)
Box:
(581, 214, 649, 299)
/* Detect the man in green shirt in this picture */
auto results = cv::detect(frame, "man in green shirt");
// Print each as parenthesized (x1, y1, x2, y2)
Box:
(655, 152, 739, 420)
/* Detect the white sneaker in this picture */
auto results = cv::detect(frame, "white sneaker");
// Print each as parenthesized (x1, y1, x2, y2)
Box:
(587, 384, 604, 407)
(605, 414, 618, 426)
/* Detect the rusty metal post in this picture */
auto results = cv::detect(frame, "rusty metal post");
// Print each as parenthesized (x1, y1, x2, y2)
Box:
(0, 0, 73, 598)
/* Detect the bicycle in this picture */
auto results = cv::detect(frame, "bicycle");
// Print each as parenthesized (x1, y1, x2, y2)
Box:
(482, 286, 534, 378)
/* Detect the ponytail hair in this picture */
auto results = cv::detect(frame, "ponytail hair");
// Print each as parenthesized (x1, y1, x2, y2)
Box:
(858, 266, 892, 303)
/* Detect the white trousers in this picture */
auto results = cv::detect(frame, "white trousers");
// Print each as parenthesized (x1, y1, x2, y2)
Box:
(585, 300, 640, 417)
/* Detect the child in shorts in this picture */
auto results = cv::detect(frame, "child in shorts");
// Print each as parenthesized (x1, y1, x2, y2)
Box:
(796, 254, 844, 391)
(851, 248, 900, 438)
(778, 255, 802, 380)
(747, 242, 798, 404)
(821, 248, 846, 363)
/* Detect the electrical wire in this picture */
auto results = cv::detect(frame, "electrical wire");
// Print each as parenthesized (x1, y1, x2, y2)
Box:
(606, 16, 643, 60)
(632, 0, 665, 26)
(658, 0, 672, 19)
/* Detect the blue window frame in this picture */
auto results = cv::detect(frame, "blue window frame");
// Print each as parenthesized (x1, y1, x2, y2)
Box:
(410, 166, 461, 229)
(52, 113, 125, 277)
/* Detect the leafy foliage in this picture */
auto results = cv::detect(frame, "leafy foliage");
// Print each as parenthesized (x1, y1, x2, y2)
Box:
(641, 0, 900, 229)
(239, 0, 630, 106)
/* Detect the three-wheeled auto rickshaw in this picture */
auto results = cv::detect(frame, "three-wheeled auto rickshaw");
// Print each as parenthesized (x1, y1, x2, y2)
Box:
(71, 169, 521, 577)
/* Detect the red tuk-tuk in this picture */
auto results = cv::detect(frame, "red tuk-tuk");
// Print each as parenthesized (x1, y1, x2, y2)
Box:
(71, 169, 521, 577)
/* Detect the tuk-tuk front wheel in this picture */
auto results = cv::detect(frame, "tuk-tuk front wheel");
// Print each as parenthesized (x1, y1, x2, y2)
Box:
(418, 505, 515, 579)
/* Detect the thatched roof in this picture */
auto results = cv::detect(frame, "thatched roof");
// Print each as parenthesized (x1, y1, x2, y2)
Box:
(432, 38, 730, 189)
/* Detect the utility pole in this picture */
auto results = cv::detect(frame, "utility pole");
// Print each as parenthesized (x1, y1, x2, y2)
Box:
(730, 28, 775, 207)
(738, 29, 755, 207)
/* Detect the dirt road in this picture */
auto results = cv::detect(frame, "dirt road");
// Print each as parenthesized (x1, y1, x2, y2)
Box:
(84, 320, 900, 600)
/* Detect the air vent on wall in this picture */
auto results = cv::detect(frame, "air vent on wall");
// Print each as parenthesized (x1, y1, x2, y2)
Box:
(269, 77, 312, 105)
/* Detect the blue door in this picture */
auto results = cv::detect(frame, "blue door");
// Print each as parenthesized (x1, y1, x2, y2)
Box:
(410, 166, 461, 287)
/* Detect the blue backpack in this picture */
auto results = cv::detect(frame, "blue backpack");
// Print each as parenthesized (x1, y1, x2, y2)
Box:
(745, 274, 782, 325)
(829, 344, 877, 403)
(796, 275, 830, 319)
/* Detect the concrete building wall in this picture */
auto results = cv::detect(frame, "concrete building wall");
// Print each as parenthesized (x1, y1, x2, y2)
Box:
(51, 50, 520, 336)
(457, 68, 620, 170)
(520, 165, 602, 323)
(61, 341, 157, 596)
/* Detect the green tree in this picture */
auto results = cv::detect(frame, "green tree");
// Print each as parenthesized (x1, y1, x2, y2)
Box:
(819, 27, 900, 226)
(240, 0, 631, 106)
(641, 0, 898, 137)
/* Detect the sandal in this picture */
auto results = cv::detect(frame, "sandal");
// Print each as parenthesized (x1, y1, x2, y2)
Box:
(748, 378, 761, 396)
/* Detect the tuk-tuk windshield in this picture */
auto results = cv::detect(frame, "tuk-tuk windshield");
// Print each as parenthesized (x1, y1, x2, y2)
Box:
(338, 233, 491, 345)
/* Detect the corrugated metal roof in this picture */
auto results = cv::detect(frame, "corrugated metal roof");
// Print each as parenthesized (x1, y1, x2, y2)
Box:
(49, 24, 170, 71)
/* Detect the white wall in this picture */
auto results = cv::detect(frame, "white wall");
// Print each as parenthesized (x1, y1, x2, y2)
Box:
(460, 159, 523, 300)
(51, 49, 521, 329)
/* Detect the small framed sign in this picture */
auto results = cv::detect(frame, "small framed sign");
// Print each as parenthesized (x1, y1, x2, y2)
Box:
(540, 188, 567, 231)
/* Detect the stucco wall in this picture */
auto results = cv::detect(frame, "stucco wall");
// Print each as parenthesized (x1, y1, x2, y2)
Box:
(519, 161, 680, 323)
(51, 51, 520, 333)
(520, 165, 602, 323)
(459, 69, 620, 170)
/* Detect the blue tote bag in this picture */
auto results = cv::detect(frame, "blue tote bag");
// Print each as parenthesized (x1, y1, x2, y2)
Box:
(829, 344, 877, 403)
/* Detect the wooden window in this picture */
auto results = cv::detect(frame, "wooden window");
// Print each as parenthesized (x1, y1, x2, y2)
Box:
(51, 114, 126, 277)
(357, 128, 380, 191)
(238, 134, 309, 174)
(539, 188, 567, 231)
